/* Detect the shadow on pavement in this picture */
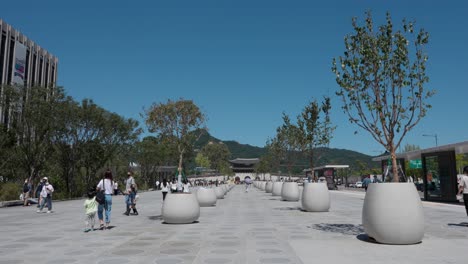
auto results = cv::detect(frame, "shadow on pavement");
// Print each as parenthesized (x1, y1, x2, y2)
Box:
(356, 234, 379, 244)
(447, 222, 468, 227)
(148, 215, 163, 221)
(308, 223, 365, 236)
(274, 207, 301, 211)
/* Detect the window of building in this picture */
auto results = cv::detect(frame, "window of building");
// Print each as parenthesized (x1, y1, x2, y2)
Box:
(31, 53, 36, 86)
(25, 49, 30, 86)
(7, 38, 14, 84)
(38, 56, 43, 85)
(44, 60, 49, 87)
(0, 33, 6, 84)
(51, 64, 55, 86)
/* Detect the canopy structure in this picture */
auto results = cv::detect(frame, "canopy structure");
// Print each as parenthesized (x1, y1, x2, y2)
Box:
(371, 140, 468, 202)
(372, 141, 468, 162)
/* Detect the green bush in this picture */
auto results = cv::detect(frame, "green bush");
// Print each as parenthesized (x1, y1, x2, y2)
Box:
(0, 182, 21, 201)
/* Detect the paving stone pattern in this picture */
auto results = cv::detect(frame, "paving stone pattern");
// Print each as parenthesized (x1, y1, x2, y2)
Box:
(1, 186, 468, 263)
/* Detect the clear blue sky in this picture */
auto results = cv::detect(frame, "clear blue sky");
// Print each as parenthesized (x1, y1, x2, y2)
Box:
(2, 0, 467, 155)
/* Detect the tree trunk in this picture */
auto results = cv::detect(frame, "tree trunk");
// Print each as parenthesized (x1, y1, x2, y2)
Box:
(390, 147, 399, 183)
(177, 151, 184, 191)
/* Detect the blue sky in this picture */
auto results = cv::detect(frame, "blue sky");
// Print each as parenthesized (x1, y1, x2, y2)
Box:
(2, 0, 467, 155)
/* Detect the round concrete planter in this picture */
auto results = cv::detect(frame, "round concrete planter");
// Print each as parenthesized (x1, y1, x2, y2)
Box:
(301, 182, 330, 212)
(281, 182, 300, 201)
(162, 193, 200, 224)
(196, 188, 217, 207)
(362, 183, 424, 245)
(215, 187, 225, 199)
(265, 182, 273, 193)
(261, 182, 266, 190)
(272, 182, 283, 196)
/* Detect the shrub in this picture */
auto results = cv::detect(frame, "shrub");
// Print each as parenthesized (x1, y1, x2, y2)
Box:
(0, 182, 21, 201)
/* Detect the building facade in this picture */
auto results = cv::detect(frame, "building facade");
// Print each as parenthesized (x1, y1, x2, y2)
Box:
(0, 18, 58, 124)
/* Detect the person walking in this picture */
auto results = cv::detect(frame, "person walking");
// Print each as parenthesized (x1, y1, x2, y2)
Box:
(83, 189, 98, 232)
(161, 178, 169, 202)
(155, 180, 160, 190)
(35, 179, 44, 208)
(97, 170, 113, 230)
(182, 179, 190, 193)
(457, 166, 468, 220)
(37, 177, 54, 213)
(123, 172, 138, 216)
(22, 179, 32, 206)
(113, 181, 119, 195)
(362, 175, 372, 192)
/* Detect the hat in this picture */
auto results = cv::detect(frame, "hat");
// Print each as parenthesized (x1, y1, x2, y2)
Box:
(42, 177, 48, 181)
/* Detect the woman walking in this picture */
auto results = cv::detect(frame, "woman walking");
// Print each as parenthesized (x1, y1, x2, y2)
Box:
(161, 178, 169, 201)
(97, 170, 113, 230)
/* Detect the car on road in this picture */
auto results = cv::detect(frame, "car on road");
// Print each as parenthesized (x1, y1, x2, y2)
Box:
(355, 181, 363, 188)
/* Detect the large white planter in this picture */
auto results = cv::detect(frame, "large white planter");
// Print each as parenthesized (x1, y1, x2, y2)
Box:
(215, 187, 225, 199)
(265, 182, 273, 193)
(362, 183, 424, 245)
(301, 182, 330, 212)
(272, 182, 283, 196)
(162, 193, 200, 224)
(281, 182, 300, 201)
(196, 188, 217, 207)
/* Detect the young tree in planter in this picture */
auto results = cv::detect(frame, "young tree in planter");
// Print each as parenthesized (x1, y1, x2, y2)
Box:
(332, 12, 434, 182)
(275, 113, 302, 180)
(145, 99, 206, 190)
(297, 97, 335, 179)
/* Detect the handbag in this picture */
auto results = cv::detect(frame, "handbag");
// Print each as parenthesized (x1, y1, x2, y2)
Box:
(96, 177, 106, 205)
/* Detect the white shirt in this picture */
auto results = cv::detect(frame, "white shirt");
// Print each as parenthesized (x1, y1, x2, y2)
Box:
(97, 179, 113, 195)
(459, 175, 468, 194)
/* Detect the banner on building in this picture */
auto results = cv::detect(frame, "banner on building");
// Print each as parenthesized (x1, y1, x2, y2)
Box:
(12, 41, 27, 85)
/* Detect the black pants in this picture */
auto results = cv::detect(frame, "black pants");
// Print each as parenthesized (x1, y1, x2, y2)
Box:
(162, 192, 168, 201)
(464, 194, 468, 216)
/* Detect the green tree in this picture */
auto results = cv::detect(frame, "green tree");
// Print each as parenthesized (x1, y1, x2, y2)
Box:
(201, 142, 231, 172)
(195, 152, 211, 171)
(332, 12, 435, 182)
(297, 97, 335, 172)
(145, 99, 206, 188)
(403, 143, 421, 153)
(11, 86, 66, 184)
(275, 113, 302, 177)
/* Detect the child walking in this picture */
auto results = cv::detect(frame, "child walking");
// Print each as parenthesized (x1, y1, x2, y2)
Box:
(83, 190, 98, 232)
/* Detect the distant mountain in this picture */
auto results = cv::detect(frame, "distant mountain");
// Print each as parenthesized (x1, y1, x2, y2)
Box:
(195, 130, 378, 169)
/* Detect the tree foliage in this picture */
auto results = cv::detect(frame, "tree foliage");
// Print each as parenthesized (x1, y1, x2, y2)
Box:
(201, 142, 231, 172)
(144, 98, 206, 182)
(297, 97, 335, 171)
(332, 11, 434, 182)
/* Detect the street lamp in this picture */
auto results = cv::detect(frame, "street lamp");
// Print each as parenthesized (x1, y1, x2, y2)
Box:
(422, 134, 438, 147)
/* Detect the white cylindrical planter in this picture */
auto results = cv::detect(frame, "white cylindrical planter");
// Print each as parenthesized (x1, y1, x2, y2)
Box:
(362, 183, 424, 245)
(261, 182, 266, 190)
(196, 188, 217, 207)
(215, 187, 225, 199)
(301, 182, 330, 212)
(281, 182, 300, 201)
(272, 182, 283, 196)
(162, 193, 200, 224)
(265, 182, 273, 193)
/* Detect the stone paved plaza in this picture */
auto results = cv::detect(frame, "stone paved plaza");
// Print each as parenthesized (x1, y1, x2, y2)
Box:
(1, 185, 468, 264)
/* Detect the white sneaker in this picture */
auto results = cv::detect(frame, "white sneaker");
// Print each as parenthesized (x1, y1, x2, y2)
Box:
(47, 210, 52, 213)
(36, 210, 41, 213)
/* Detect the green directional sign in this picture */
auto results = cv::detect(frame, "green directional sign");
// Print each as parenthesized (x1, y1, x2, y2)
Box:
(409, 159, 422, 169)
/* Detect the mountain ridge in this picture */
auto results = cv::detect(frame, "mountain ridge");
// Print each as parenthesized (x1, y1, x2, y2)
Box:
(195, 130, 378, 169)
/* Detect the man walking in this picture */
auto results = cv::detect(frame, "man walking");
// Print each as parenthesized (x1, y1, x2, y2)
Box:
(123, 172, 138, 216)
